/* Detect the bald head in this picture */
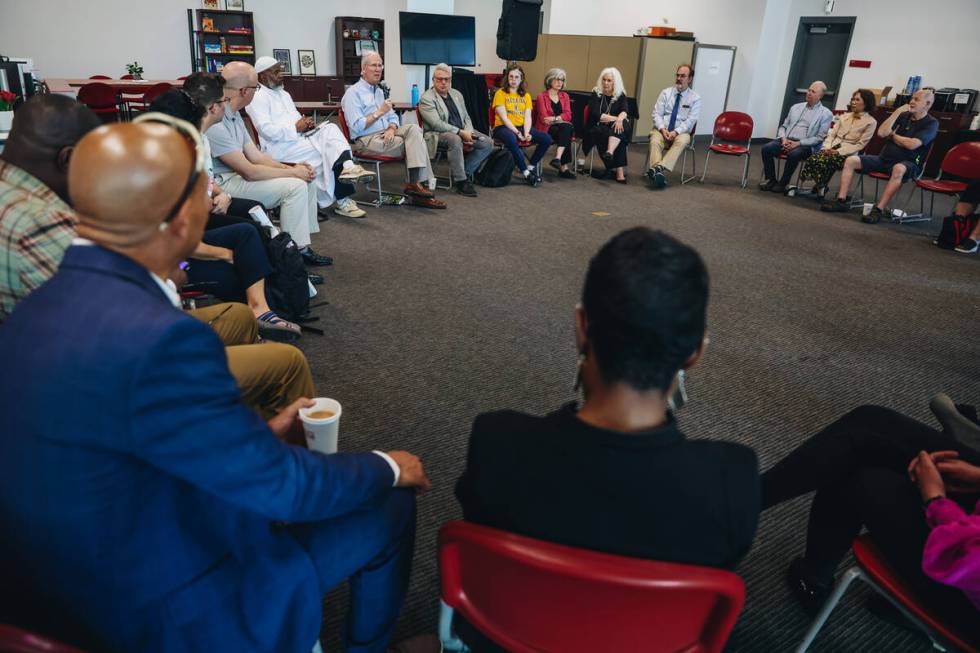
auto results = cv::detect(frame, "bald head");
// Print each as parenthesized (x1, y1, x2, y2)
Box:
(1, 94, 101, 202)
(69, 121, 205, 249)
(221, 61, 258, 110)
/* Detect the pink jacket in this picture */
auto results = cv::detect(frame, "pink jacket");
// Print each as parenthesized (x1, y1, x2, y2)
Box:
(923, 497, 980, 612)
(533, 91, 572, 133)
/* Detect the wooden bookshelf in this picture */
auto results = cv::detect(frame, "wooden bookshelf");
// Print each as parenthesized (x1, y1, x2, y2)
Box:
(334, 16, 384, 83)
(187, 9, 256, 73)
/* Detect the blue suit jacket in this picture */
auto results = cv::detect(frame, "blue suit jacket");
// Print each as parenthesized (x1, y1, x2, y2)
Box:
(0, 245, 394, 652)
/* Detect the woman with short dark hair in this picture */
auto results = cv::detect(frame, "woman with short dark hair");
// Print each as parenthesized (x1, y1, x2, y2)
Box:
(533, 68, 575, 179)
(799, 89, 877, 196)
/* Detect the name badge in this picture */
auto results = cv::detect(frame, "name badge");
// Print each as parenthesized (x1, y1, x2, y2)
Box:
(682, 104, 691, 108)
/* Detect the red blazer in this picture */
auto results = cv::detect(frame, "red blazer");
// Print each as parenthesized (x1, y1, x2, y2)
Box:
(533, 91, 572, 132)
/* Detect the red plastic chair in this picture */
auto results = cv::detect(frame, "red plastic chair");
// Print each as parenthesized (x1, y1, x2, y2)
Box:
(905, 141, 980, 220)
(76, 82, 123, 123)
(699, 111, 754, 188)
(123, 82, 172, 118)
(797, 535, 980, 652)
(856, 141, 936, 222)
(336, 107, 406, 207)
(0, 624, 86, 653)
(438, 521, 745, 653)
(119, 74, 134, 80)
(87, 75, 111, 80)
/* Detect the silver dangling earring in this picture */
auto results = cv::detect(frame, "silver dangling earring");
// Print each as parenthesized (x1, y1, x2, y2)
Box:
(573, 351, 586, 391)
(667, 369, 688, 412)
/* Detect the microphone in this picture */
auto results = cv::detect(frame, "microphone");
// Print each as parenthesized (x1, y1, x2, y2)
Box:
(379, 80, 391, 100)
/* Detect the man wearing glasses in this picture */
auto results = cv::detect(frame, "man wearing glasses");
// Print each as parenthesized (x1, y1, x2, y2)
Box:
(417, 63, 492, 197)
(207, 61, 332, 267)
(646, 64, 701, 190)
(247, 56, 374, 218)
(0, 117, 430, 653)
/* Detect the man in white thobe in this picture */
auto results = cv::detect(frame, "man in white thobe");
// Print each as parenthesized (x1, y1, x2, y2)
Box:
(246, 56, 373, 218)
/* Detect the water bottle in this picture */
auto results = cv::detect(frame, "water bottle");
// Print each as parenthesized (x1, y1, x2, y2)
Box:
(411, 84, 419, 107)
(904, 76, 914, 94)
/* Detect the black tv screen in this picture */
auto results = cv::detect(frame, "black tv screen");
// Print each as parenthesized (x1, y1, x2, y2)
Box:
(399, 12, 476, 67)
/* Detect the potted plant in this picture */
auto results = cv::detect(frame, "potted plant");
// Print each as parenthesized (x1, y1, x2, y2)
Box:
(0, 90, 18, 132)
(126, 61, 144, 80)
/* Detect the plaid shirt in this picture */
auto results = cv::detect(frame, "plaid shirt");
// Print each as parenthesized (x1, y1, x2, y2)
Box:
(0, 160, 78, 323)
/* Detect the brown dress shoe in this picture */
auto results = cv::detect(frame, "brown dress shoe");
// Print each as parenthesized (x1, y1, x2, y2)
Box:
(403, 182, 434, 199)
(387, 633, 443, 653)
(410, 195, 447, 209)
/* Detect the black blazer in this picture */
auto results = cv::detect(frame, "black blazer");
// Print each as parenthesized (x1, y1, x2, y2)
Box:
(453, 403, 759, 652)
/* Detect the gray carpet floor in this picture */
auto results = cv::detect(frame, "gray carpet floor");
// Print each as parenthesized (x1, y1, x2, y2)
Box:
(298, 141, 979, 652)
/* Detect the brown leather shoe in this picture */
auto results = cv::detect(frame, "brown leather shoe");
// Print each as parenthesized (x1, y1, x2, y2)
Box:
(387, 633, 442, 653)
(403, 182, 434, 199)
(410, 195, 447, 209)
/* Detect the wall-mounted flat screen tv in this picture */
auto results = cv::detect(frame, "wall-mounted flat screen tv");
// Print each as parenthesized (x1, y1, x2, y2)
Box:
(399, 12, 476, 67)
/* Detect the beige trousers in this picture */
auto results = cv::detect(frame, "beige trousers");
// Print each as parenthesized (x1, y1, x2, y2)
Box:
(215, 172, 319, 249)
(189, 302, 316, 419)
(355, 124, 433, 182)
(647, 131, 692, 172)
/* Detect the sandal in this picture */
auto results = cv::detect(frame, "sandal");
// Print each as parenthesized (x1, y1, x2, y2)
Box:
(256, 310, 301, 342)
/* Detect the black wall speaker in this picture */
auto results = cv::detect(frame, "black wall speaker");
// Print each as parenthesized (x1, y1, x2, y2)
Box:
(496, 0, 543, 61)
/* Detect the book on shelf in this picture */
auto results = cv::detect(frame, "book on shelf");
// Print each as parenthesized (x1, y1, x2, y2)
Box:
(227, 27, 253, 34)
(203, 43, 222, 53)
(202, 17, 216, 31)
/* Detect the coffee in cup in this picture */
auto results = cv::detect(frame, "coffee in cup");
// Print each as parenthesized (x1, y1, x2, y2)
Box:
(299, 398, 342, 454)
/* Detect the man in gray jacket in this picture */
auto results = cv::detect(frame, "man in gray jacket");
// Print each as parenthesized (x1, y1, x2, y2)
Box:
(760, 81, 833, 194)
(417, 63, 493, 197)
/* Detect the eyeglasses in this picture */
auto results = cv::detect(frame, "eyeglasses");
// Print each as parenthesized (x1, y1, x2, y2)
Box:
(133, 112, 207, 226)
(229, 84, 260, 91)
(434, 76, 451, 82)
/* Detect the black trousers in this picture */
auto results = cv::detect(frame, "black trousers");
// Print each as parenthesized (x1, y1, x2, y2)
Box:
(762, 405, 980, 635)
(548, 122, 574, 164)
(189, 223, 273, 303)
(206, 197, 269, 243)
(588, 120, 631, 169)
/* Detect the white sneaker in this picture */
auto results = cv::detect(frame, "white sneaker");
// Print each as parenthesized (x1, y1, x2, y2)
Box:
(338, 164, 375, 183)
(334, 197, 366, 218)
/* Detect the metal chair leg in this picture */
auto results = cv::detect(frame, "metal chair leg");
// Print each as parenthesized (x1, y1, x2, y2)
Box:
(699, 150, 711, 183)
(741, 154, 750, 188)
(681, 144, 698, 185)
(439, 600, 470, 652)
(795, 566, 864, 653)
(892, 183, 931, 224)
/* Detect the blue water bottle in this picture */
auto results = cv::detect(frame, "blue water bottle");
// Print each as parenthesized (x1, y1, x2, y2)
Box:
(411, 84, 419, 107)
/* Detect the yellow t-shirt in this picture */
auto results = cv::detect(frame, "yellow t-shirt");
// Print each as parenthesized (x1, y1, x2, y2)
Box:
(492, 89, 532, 129)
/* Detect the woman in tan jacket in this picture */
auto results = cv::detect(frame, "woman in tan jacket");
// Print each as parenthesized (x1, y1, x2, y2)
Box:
(800, 89, 877, 195)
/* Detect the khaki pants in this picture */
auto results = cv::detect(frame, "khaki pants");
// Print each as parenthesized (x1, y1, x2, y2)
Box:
(189, 302, 315, 419)
(215, 172, 318, 249)
(355, 124, 433, 182)
(647, 130, 692, 172)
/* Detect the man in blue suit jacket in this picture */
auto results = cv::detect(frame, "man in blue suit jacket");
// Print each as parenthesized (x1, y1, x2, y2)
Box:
(0, 117, 430, 653)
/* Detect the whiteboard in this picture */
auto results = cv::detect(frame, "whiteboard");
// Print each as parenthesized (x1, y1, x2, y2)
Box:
(692, 44, 736, 137)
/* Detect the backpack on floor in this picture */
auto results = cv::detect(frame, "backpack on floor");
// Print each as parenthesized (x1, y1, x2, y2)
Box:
(264, 232, 310, 321)
(936, 214, 979, 250)
(474, 149, 513, 187)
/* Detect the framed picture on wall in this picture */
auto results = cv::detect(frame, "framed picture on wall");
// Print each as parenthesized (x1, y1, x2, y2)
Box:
(201, 0, 220, 9)
(273, 49, 292, 75)
(298, 49, 316, 75)
(224, 0, 245, 10)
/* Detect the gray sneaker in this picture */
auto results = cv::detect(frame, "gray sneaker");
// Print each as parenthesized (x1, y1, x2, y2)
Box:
(334, 197, 366, 218)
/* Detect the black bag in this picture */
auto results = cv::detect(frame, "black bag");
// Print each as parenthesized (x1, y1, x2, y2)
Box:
(936, 214, 978, 250)
(264, 232, 310, 321)
(475, 149, 513, 187)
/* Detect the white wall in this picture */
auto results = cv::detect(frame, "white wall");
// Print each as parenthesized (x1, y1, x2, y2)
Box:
(0, 0, 505, 103)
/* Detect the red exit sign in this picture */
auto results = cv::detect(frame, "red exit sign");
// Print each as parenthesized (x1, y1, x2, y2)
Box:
(849, 60, 872, 68)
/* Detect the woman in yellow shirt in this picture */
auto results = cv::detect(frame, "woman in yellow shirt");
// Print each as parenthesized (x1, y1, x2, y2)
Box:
(491, 64, 553, 186)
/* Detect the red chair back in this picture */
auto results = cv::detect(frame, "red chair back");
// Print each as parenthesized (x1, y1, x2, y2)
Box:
(76, 83, 121, 122)
(336, 107, 353, 141)
(88, 75, 111, 80)
(141, 82, 173, 104)
(712, 111, 753, 142)
(853, 535, 980, 652)
(439, 521, 744, 653)
(940, 141, 980, 180)
(177, 76, 189, 81)
(120, 74, 134, 80)
(0, 625, 86, 653)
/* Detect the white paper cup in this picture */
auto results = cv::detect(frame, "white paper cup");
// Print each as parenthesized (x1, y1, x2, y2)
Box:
(299, 398, 341, 454)
(862, 203, 873, 217)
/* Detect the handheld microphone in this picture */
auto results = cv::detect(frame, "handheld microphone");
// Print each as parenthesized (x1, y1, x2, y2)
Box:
(378, 80, 391, 100)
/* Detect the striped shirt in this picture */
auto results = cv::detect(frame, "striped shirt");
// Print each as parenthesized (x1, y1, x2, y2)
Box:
(0, 160, 77, 323)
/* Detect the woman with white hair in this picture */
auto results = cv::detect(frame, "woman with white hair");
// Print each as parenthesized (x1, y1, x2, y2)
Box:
(533, 68, 576, 179)
(584, 67, 632, 183)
